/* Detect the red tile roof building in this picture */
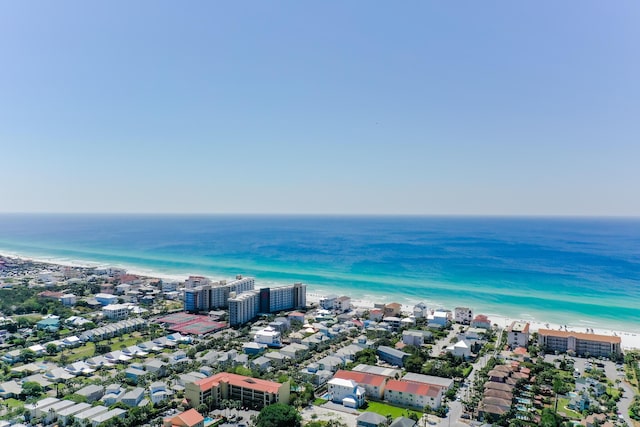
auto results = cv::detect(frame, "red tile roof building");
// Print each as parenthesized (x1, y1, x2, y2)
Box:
(333, 370, 388, 400)
(184, 372, 289, 410)
(537, 329, 621, 358)
(163, 408, 204, 427)
(383, 380, 444, 409)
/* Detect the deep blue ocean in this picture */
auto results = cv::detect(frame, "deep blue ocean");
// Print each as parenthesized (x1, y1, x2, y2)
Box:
(0, 214, 639, 331)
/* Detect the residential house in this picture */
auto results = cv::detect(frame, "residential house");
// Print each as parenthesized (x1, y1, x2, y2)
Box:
(75, 385, 104, 402)
(384, 302, 402, 317)
(101, 384, 126, 406)
(471, 314, 492, 330)
(163, 408, 204, 427)
(390, 417, 417, 427)
(242, 342, 267, 355)
(327, 378, 365, 409)
(402, 330, 433, 347)
(319, 295, 338, 310)
(57, 403, 91, 426)
(89, 408, 127, 427)
(125, 367, 147, 383)
(144, 359, 168, 377)
(356, 412, 387, 427)
(412, 302, 428, 319)
(0, 380, 21, 398)
(150, 382, 173, 404)
(121, 387, 145, 407)
(333, 369, 387, 400)
(446, 340, 471, 359)
(74, 406, 109, 426)
(36, 317, 60, 332)
(377, 346, 409, 367)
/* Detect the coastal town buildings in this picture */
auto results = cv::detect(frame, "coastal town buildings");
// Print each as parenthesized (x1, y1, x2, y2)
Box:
(537, 329, 622, 357)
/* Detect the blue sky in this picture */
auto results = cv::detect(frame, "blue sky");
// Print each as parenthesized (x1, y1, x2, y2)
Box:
(1, 2, 638, 215)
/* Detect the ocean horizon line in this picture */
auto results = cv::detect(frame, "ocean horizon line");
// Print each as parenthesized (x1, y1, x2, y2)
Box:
(1, 212, 640, 220)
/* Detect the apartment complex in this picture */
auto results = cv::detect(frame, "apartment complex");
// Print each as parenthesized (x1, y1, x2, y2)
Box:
(229, 283, 307, 326)
(185, 372, 289, 410)
(228, 291, 260, 326)
(537, 329, 621, 358)
(184, 276, 255, 313)
(507, 321, 530, 348)
(454, 307, 473, 325)
(259, 283, 306, 313)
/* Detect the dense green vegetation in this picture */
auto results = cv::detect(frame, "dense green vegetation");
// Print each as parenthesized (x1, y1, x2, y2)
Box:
(255, 403, 301, 427)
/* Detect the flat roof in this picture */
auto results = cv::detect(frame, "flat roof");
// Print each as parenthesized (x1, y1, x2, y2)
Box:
(537, 328, 621, 344)
(401, 372, 454, 388)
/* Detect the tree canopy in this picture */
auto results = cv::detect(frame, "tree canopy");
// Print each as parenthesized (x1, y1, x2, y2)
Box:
(255, 403, 301, 427)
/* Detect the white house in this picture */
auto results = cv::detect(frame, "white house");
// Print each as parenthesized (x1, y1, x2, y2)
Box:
(254, 327, 281, 347)
(319, 295, 338, 310)
(60, 294, 77, 306)
(327, 378, 365, 409)
(446, 340, 471, 359)
(102, 304, 129, 320)
(412, 302, 428, 319)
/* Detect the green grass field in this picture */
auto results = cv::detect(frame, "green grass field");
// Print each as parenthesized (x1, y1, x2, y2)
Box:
(557, 398, 583, 419)
(4, 398, 24, 408)
(359, 401, 422, 419)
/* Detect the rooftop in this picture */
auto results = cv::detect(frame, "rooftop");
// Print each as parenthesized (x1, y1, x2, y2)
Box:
(537, 328, 621, 344)
(195, 372, 283, 394)
(333, 369, 386, 387)
(508, 321, 530, 333)
(385, 380, 440, 397)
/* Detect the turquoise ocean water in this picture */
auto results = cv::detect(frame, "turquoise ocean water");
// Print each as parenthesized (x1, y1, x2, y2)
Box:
(0, 214, 638, 331)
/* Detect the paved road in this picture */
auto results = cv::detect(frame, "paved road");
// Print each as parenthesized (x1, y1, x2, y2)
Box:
(544, 354, 635, 424)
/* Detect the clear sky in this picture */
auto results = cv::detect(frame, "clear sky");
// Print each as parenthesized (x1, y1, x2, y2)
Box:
(1, 2, 638, 216)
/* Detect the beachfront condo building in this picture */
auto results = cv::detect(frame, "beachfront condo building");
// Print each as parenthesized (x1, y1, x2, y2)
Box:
(228, 283, 307, 326)
(185, 372, 289, 410)
(537, 329, 621, 358)
(184, 276, 211, 289)
(228, 291, 260, 326)
(507, 321, 531, 348)
(260, 282, 306, 313)
(184, 276, 255, 313)
(455, 307, 473, 325)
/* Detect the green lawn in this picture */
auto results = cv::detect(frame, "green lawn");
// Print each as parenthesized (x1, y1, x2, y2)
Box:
(55, 342, 96, 363)
(359, 401, 422, 419)
(313, 398, 328, 405)
(557, 398, 583, 419)
(606, 387, 621, 400)
(4, 398, 24, 408)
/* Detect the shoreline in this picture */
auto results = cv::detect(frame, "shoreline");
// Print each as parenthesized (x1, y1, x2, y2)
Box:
(2, 250, 639, 350)
(305, 293, 640, 351)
